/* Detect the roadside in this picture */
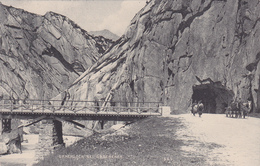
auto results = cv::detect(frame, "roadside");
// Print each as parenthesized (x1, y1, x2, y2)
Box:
(172, 114, 260, 166)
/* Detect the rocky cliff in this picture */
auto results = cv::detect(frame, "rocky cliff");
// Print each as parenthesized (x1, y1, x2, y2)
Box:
(55, 0, 260, 113)
(89, 29, 120, 41)
(0, 3, 113, 100)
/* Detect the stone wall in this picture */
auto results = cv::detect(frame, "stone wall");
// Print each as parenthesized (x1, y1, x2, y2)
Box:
(36, 120, 64, 160)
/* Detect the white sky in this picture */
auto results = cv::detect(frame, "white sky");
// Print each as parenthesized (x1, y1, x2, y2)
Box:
(0, 0, 147, 36)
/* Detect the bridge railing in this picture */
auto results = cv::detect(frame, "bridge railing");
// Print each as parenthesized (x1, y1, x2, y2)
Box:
(0, 99, 163, 116)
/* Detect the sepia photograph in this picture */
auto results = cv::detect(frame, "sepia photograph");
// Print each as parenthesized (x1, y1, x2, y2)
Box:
(0, 0, 259, 165)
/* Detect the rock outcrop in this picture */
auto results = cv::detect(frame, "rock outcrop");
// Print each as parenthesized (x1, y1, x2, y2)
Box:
(0, 3, 113, 100)
(0, 128, 23, 154)
(89, 29, 120, 41)
(55, 0, 260, 113)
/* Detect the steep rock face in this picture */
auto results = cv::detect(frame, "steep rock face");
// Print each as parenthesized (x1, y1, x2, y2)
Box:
(89, 29, 120, 41)
(0, 4, 112, 100)
(91, 35, 116, 54)
(56, 0, 260, 113)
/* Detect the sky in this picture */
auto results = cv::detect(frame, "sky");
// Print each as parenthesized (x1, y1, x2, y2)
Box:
(0, 0, 147, 36)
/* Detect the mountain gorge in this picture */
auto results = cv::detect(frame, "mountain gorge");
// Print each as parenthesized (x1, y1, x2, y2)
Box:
(55, 0, 260, 113)
(0, 3, 113, 100)
(89, 29, 120, 41)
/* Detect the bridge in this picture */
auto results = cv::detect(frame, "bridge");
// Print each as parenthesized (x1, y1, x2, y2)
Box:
(0, 99, 164, 158)
(0, 99, 162, 121)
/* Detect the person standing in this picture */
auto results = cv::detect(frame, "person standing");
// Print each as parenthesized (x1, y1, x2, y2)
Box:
(198, 100, 204, 117)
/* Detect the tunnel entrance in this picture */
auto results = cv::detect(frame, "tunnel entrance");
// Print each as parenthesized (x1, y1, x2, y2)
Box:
(192, 83, 234, 114)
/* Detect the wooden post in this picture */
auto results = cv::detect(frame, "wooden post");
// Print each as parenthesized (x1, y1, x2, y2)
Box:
(148, 102, 151, 115)
(19, 99, 22, 112)
(119, 102, 121, 113)
(100, 120, 104, 129)
(128, 102, 130, 114)
(42, 100, 44, 113)
(31, 100, 33, 112)
(138, 102, 140, 113)
(11, 99, 13, 111)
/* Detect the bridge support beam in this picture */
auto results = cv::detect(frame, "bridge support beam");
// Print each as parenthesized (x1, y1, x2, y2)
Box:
(0, 118, 11, 134)
(36, 119, 64, 160)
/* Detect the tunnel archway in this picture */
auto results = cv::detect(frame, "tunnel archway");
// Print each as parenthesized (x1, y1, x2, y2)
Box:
(192, 83, 234, 114)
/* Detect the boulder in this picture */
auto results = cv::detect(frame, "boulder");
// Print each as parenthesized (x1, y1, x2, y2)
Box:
(0, 128, 23, 154)
(0, 142, 8, 154)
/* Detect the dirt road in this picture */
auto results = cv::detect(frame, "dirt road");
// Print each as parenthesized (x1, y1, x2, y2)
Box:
(171, 114, 260, 166)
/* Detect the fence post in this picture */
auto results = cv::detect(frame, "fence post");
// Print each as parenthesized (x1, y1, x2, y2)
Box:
(42, 100, 44, 113)
(127, 102, 130, 114)
(139, 102, 141, 114)
(11, 99, 13, 111)
(31, 100, 33, 112)
(148, 102, 150, 115)
(19, 100, 22, 112)
(119, 102, 121, 114)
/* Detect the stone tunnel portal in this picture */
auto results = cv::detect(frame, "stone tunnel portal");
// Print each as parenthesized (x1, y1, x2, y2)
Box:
(192, 84, 234, 114)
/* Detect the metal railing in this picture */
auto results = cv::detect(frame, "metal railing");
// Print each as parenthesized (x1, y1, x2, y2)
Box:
(0, 99, 162, 116)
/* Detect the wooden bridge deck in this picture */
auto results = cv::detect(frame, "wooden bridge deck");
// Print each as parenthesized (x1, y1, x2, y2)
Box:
(0, 99, 162, 120)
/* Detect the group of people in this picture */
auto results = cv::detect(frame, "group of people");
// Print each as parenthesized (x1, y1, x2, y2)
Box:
(191, 100, 204, 117)
(225, 98, 252, 118)
(190, 98, 251, 118)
